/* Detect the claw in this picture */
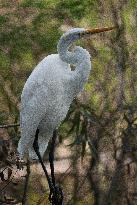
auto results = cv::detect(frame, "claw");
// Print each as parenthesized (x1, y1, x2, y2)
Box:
(49, 184, 63, 204)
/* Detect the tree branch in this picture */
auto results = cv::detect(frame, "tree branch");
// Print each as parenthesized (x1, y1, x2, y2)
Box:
(0, 124, 20, 129)
(22, 160, 31, 205)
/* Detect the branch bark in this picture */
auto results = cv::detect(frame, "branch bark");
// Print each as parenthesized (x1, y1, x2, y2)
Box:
(0, 123, 20, 128)
(22, 160, 31, 205)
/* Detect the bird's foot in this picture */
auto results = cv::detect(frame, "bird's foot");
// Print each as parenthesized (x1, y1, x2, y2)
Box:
(49, 183, 63, 205)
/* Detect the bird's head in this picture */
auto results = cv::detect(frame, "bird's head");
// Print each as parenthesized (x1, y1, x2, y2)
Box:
(60, 26, 115, 43)
(57, 26, 115, 64)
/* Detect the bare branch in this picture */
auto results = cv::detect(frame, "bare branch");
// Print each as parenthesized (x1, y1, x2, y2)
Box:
(0, 199, 21, 204)
(22, 160, 31, 205)
(0, 124, 20, 129)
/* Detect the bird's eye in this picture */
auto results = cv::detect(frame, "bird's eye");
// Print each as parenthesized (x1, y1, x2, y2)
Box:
(79, 32, 84, 38)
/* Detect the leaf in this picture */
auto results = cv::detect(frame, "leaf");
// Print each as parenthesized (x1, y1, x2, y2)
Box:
(16, 160, 20, 170)
(0, 171, 5, 181)
(63, 107, 75, 123)
(66, 123, 76, 137)
(88, 140, 98, 160)
(81, 139, 86, 159)
(75, 112, 81, 136)
(7, 168, 12, 179)
(67, 134, 83, 147)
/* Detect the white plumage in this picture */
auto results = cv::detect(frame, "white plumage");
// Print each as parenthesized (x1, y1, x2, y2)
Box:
(17, 27, 113, 159)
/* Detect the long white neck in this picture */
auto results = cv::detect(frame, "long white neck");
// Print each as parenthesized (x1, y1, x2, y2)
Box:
(57, 33, 91, 95)
(57, 33, 79, 65)
(71, 46, 91, 94)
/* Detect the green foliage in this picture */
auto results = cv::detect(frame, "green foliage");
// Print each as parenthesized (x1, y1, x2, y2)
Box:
(20, 0, 56, 9)
(28, 191, 41, 205)
(30, 7, 61, 53)
(0, 15, 8, 26)
(21, 0, 47, 8)
(56, 0, 97, 20)
(0, 111, 8, 122)
(0, 51, 10, 70)
(19, 50, 35, 70)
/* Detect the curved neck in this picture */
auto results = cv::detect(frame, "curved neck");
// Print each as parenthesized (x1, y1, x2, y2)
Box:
(57, 31, 91, 96)
(57, 34, 79, 65)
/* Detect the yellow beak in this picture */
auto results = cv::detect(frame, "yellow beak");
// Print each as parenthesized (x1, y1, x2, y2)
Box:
(84, 26, 116, 35)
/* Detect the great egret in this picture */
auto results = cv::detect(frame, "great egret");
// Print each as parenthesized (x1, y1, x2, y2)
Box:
(17, 27, 114, 160)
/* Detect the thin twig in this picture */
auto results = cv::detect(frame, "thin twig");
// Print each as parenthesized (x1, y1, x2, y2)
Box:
(0, 170, 18, 194)
(22, 160, 31, 205)
(0, 124, 20, 129)
(0, 199, 21, 204)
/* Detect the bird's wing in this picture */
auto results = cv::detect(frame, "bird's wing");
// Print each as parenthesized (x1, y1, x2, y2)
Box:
(21, 85, 48, 133)
(21, 74, 43, 105)
(18, 86, 48, 157)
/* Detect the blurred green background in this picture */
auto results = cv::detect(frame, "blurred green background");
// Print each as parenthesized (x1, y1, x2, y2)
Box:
(0, 0, 137, 205)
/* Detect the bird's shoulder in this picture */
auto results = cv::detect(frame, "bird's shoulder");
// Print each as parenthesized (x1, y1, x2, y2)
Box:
(21, 54, 72, 104)
(41, 54, 71, 72)
(26, 54, 70, 78)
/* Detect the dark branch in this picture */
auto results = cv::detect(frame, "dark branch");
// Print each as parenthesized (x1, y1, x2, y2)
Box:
(0, 171, 18, 194)
(0, 124, 20, 129)
(0, 199, 21, 204)
(22, 160, 31, 205)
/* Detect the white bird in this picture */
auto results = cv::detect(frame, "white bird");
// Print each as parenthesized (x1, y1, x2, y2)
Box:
(18, 27, 114, 160)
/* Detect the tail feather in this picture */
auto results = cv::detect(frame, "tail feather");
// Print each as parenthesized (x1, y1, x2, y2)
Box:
(18, 134, 51, 160)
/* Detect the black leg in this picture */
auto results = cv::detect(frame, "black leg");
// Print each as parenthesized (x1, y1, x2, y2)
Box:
(33, 128, 64, 205)
(49, 129, 57, 186)
(49, 129, 64, 205)
(33, 129, 53, 191)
